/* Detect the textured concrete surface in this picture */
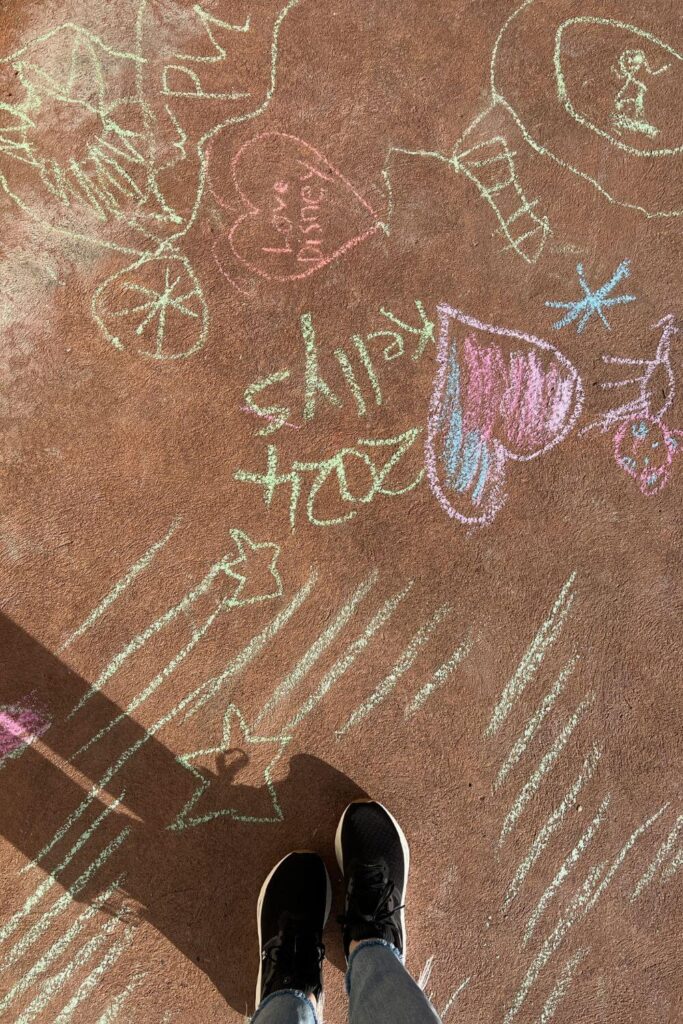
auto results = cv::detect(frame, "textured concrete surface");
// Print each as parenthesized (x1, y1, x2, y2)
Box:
(1, 1, 681, 1021)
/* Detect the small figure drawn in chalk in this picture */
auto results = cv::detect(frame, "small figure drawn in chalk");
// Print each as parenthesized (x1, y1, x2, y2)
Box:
(582, 315, 683, 497)
(581, 314, 678, 434)
(612, 49, 669, 138)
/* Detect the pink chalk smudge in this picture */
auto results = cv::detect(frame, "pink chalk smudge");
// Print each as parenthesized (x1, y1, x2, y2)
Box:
(0, 699, 50, 760)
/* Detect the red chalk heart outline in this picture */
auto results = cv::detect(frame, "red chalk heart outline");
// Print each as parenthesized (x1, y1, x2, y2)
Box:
(210, 131, 381, 282)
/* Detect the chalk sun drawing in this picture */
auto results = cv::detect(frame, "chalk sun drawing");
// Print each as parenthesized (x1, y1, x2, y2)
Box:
(545, 259, 636, 333)
(0, 0, 303, 359)
(210, 131, 381, 285)
(425, 305, 584, 527)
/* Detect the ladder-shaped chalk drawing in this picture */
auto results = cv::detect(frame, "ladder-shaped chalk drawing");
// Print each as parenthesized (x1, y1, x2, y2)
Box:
(452, 136, 550, 264)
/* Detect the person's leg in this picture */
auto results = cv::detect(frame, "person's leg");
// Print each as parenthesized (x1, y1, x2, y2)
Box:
(252, 990, 317, 1024)
(345, 941, 440, 1024)
(252, 852, 331, 1024)
(336, 800, 442, 1024)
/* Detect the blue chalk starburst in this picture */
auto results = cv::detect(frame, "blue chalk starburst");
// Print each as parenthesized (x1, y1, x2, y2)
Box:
(546, 260, 636, 332)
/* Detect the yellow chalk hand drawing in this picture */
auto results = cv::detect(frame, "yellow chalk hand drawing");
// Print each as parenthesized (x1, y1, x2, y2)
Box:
(0, 26, 154, 237)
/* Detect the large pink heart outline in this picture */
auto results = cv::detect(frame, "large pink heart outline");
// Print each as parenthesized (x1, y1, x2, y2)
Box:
(209, 131, 381, 282)
(426, 304, 585, 526)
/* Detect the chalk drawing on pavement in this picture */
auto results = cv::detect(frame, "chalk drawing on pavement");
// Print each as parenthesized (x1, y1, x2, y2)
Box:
(583, 314, 683, 496)
(611, 48, 670, 139)
(425, 304, 584, 527)
(483, 571, 682, 1023)
(0, 698, 51, 769)
(545, 260, 636, 333)
(555, 17, 683, 158)
(0, 0, 303, 359)
(209, 131, 381, 285)
(379, 5, 683, 265)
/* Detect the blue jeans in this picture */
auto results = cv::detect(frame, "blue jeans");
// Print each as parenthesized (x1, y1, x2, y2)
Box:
(252, 940, 442, 1024)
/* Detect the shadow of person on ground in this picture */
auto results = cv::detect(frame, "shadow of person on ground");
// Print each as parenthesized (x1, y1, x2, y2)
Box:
(0, 613, 363, 1015)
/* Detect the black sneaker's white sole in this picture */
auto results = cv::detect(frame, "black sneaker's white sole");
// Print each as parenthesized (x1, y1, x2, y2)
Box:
(255, 854, 332, 1008)
(334, 800, 410, 958)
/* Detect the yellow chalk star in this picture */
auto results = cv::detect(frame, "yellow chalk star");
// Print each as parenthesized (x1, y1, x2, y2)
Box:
(222, 529, 283, 608)
(170, 704, 291, 830)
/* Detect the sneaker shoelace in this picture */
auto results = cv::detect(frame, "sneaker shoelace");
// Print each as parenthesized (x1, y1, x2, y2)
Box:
(263, 924, 324, 994)
(340, 864, 405, 947)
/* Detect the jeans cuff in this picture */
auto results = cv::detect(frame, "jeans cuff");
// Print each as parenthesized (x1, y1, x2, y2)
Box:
(252, 989, 319, 1024)
(345, 938, 403, 995)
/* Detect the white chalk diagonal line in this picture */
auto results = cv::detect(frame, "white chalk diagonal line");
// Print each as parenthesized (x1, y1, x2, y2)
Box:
(335, 603, 452, 737)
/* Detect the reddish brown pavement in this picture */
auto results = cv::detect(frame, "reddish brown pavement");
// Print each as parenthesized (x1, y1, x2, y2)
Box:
(0, 1, 681, 1022)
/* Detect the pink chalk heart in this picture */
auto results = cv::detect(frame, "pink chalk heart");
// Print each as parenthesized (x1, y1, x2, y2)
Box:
(211, 132, 380, 281)
(426, 305, 584, 526)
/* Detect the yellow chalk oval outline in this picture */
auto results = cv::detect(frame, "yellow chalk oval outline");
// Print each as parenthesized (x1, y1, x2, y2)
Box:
(555, 16, 683, 158)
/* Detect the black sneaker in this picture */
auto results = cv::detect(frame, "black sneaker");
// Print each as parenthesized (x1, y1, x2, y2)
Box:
(335, 799, 410, 960)
(256, 852, 331, 1008)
